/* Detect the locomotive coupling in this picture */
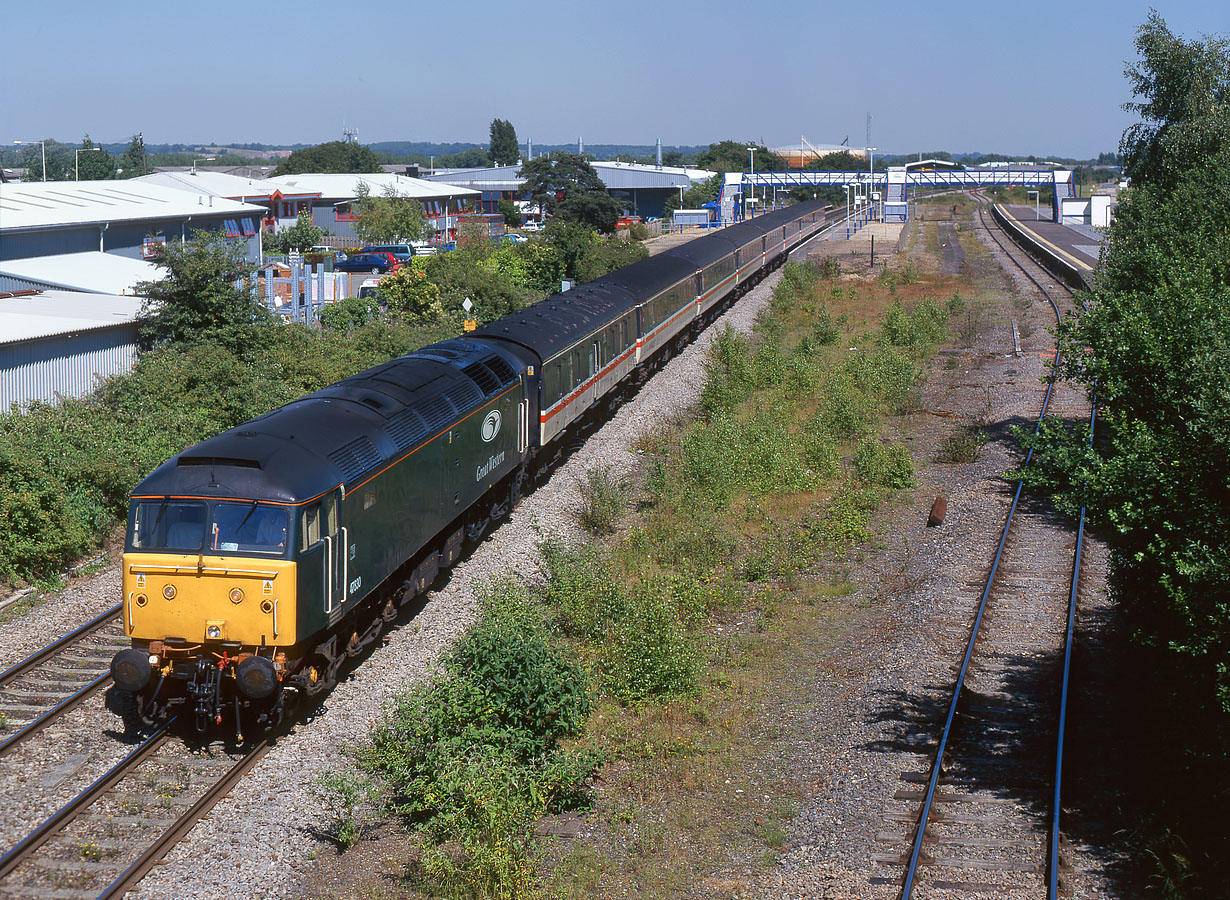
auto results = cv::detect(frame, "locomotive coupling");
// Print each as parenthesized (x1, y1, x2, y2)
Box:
(111, 648, 153, 692)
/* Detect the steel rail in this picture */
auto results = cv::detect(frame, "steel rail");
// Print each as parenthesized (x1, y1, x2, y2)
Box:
(96, 738, 272, 900)
(0, 671, 111, 756)
(0, 718, 175, 880)
(900, 197, 1070, 899)
(0, 602, 121, 688)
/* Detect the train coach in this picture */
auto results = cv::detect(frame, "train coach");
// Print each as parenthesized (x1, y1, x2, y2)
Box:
(109, 201, 828, 735)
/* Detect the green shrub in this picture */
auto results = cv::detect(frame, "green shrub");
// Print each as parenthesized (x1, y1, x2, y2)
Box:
(936, 424, 986, 463)
(312, 769, 378, 849)
(813, 305, 840, 345)
(364, 580, 595, 896)
(854, 439, 915, 488)
(599, 583, 698, 702)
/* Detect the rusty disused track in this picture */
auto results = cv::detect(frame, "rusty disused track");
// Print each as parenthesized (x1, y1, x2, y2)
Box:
(0, 604, 125, 756)
(0, 715, 269, 899)
(879, 197, 1093, 899)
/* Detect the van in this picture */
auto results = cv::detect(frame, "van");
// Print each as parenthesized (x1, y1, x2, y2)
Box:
(359, 243, 415, 263)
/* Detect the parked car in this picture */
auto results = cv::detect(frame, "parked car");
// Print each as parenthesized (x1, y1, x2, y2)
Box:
(335, 252, 399, 273)
(520, 220, 543, 232)
(359, 243, 416, 263)
(615, 215, 643, 229)
(503, 233, 528, 244)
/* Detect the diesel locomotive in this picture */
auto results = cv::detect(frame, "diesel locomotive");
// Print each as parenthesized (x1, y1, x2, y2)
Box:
(109, 201, 830, 734)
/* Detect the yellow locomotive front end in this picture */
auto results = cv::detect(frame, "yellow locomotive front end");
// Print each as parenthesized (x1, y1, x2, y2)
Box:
(111, 497, 298, 734)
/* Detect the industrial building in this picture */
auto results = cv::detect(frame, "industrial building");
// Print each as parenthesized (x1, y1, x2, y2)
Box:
(0, 181, 264, 294)
(424, 161, 715, 221)
(0, 289, 141, 410)
(262, 173, 479, 245)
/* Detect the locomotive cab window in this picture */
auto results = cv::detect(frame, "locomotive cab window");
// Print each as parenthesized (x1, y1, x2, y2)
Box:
(300, 495, 339, 552)
(130, 499, 206, 551)
(211, 502, 288, 556)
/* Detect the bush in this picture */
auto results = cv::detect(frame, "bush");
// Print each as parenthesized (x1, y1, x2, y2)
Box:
(854, 439, 915, 488)
(364, 580, 595, 897)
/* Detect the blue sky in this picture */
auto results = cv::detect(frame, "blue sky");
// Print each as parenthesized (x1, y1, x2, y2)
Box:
(4, 1, 1222, 159)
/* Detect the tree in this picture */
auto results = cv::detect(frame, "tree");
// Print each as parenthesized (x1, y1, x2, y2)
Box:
(662, 174, 721, 219)
(274, 141, 383, 176)
(269, 210, 325, 253)
(497, 199, 522, 228)
(489, 118, 519, 166)
(19, 139, 71, 181)
(76, 134, 117, 181)
(519, 152, 620, 232)
(116, 133, 147, 179)
(1021, 13, 1230, 705)
(376, 266, 445, 322)
(351, 182, 429, 244)
(135, 230, 270, 351)
(696, 140, 786, 175)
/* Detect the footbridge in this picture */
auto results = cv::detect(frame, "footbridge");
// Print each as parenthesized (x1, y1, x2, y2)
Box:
(722, 165, 1074, 225)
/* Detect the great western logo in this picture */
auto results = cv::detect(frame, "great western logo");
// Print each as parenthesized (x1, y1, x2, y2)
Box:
(481, 410, 502, 442)
(476, 451, 505, 481)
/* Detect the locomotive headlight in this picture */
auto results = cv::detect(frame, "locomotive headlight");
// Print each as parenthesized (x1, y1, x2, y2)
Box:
(134, 594, 148, 607)
(207, 624, 222, 639)
(229, 587, 244, 604)
(162, 584, 176, 600)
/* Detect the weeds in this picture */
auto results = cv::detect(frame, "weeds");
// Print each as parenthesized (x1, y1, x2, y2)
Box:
(576, 465, 628, 535)
(936, 424, 987, 463)
(313, 769, 377, 849)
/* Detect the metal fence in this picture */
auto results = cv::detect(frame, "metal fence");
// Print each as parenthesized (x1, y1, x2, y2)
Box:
(257, 261, 376, 324)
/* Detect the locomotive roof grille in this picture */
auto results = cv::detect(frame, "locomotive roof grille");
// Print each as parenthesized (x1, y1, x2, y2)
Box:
(462, 360, 501, 396)
(177, 456, 261, 469)
(416, 393, 457, 433)
(328, 436, 382, 483)
(484, 354, 516, 385)
(386, 408, 428, 451)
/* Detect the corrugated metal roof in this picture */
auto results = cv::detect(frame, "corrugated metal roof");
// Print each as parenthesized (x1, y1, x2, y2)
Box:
(0, 251, 159, 295)
(425, 162, 717, 193)
(263, 173, 480, 202)
(0, 289, 142, 343)
(134, 171, 321, 201)
(0, 181, 266, 231)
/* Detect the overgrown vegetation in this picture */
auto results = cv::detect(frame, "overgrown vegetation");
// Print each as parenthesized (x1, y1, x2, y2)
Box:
(0, 307, 454, 584)
(349, 256, 951, 896)
(362, 582, 596, 897)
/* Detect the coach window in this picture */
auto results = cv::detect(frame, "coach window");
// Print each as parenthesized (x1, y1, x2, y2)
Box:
(572, 346, 586, 385)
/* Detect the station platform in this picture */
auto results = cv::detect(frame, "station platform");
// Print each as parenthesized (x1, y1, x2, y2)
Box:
(998, 205, 1102, 277)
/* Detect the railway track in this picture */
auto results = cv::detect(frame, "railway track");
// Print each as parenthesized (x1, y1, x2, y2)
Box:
(0, 604, 125, 756)
(0, 716, 268, 899)
(873, 196, 1094, 898)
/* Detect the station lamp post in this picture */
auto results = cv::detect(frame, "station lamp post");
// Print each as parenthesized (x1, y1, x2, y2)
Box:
(75, 146, 101, 181)
(14, 140, 46, 182)
(747, 146, 756, 218)
(1027, 189, 1040, 221)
